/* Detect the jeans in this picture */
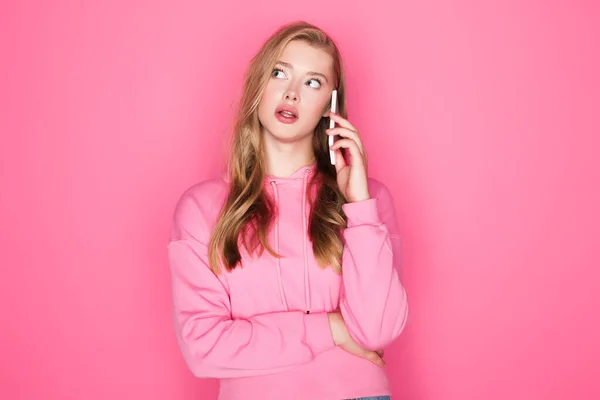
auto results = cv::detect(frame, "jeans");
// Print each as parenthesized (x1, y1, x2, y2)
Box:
(346, 397, 391, 400)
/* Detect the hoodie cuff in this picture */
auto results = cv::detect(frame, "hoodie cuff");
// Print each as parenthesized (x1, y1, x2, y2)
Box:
(303, 312, 336, 356)
(342, 198, 382, 228)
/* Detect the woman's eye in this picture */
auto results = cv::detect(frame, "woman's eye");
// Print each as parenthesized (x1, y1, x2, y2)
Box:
(272, 69, 286, 79)
(307, 79, 322, 89)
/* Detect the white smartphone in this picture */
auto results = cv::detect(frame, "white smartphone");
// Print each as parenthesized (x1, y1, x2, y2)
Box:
(328, 89, 338, 165)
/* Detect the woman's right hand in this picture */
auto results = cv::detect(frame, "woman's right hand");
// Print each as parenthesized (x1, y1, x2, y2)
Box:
(327, 311, 385, 368)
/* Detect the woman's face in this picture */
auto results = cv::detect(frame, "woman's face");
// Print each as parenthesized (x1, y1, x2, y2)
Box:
(258, 40, 335, 144)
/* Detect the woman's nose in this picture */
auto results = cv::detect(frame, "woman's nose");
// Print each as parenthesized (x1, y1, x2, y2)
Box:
(284, 89, 299, 102)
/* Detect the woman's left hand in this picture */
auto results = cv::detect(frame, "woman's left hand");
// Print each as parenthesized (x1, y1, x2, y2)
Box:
(327, 112, 370, 203)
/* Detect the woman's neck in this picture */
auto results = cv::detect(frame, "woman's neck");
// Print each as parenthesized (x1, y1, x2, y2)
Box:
(265, 155, 316, 178)
(262, 135, 316, 178)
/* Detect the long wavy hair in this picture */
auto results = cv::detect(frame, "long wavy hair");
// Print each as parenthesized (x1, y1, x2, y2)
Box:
(208, 21, 349, 274)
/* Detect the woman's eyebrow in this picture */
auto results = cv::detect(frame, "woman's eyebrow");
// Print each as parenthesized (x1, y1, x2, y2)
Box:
(275, 61, 329, 83)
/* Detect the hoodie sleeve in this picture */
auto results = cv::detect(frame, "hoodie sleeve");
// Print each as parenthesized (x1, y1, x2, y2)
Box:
(167, 191, 335, 379)
(338, 179, 409, 351)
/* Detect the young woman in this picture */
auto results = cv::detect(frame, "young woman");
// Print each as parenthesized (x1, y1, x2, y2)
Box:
(168, 21, 408, 400)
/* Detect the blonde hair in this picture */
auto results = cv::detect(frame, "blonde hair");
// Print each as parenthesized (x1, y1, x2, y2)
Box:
(208, 21, 349, 274)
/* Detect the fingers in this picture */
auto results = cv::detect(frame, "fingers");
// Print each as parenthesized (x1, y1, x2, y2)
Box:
(376, 349, 385, 358)
(330, 138, 366, 167)
(326, 127, 365, 155)
(329, 112, 358, 132)
(326, 113, 368, 169)
(364, 350, 386, 368)
(333, 147, 346, 171)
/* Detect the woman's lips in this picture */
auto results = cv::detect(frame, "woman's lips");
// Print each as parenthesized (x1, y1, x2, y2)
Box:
(274, 109, 298, 124)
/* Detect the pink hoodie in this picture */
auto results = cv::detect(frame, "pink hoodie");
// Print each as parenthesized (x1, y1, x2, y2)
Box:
(167, 162, 408, 400)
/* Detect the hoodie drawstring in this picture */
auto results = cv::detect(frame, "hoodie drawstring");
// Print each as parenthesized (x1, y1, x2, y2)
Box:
(269, 167, 312, 314)
(270, 180, 289, 311)
(301, 169, 311, 314)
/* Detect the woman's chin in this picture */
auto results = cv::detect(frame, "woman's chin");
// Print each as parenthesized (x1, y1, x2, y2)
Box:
(263, 128, 312, 144)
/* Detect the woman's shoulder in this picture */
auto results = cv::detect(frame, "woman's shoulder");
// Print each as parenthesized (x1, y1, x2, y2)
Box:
(367, 176, 391, 198)
(172, 177, 229, 222)
(366, 176, 399, 214)
(182, 176, 229, 201)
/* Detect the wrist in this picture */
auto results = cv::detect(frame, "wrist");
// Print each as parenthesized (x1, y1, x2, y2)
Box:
(347, 192, 371, 203)
(327, 311, 346, 346)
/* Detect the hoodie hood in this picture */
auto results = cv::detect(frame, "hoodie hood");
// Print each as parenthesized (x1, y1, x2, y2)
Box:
(264, 162, 318, 185)
(220, 162, 318, 186)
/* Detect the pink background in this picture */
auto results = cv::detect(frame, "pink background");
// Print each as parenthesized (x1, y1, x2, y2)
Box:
(1, 1, 599, 399)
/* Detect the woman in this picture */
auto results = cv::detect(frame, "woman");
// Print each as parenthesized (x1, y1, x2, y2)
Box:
(168, 20, 408, 400)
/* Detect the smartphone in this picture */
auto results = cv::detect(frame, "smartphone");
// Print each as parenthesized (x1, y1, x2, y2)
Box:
(328, 89, 338, 165)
